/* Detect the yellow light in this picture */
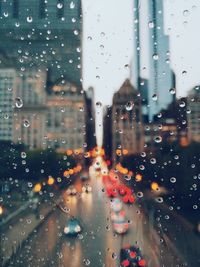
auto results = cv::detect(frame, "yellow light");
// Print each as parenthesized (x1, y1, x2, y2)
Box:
(122, 149, 128, 155)
(63, 170, 69, 177)
(47, 176, 55, 185)
(116, 149, 122, 156)
(69, 169, 74, 175)
(74, 149, 80, 155)
(66, 149, 73, 156)
(135, 174, 142, 182)
(151, 182, 159, 191)
(0, 206, 3, 215)
(33, 183, 42, 193)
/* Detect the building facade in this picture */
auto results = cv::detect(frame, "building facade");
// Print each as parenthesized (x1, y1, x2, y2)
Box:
(13, 69, 47, 148)
(45, 81, 86, 151)
(0, 0, 82, 85)
(0, 69, 17, 141)
(187, 86, 200, 143)
(111, 79, 144, 163)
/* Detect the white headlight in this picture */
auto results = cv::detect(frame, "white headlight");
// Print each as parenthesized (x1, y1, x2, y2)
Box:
(75, 225, 81, 232)
(64, 227, 69, 234)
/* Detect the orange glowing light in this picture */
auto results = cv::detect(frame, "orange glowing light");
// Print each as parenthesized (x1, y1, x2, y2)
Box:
(151, 182, 159, 191)
(122, 149, 128, 155)
(116, 149, 122, 156)
(47, 176, 55, 185)
(63, 170, 69, 177)
(135, 174, 142, 182)
(66, 149, 73, 156)
(0, 206, 3, 215)
(33, 183, 42, 192)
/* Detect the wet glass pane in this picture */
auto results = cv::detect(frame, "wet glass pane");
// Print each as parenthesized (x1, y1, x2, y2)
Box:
(0, 1, 200, 267)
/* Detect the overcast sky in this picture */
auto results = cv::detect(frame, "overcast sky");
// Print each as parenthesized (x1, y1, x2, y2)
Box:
(82, 0, 200, 144)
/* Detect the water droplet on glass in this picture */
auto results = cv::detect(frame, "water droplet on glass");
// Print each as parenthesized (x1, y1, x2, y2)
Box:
(148, 21, 154, 28)
(70, 1, 75, 9)
(57, 3, 63, 9)
(112, 252, 117, 260)
(124, 175, 131, 181)
(141, 152, 146, 157)
(182, 70, 187, 76)
(153, 54, 159, 60)
(154, 136, 162, 143)
(27, 16, 33, 23)
(96, 101, 102, 108)
(79, 106, 84, 112)
(125, 101, 134, 111)
(183, 10, 189, 16)
(179, 101, 185, 108)
(170, 177, 176, 183)
(152, 94, 158, 101)
(23, 119, 30, 128)
(156, 197, 163, 203)
(21, 152, 26, 159)
(15, 97, 23, 108)
(137, 191, 144, 198)
(169, 88, 176, 95)
(87, 36, 92, 41)
(15, 22, 20, 27)
(150, 158, 156, 164)
(139, 165, 145, 170)
(83, 259, 91, 266)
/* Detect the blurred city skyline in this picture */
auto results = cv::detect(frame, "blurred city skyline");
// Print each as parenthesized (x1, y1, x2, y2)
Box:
(82, 0, 200, 105)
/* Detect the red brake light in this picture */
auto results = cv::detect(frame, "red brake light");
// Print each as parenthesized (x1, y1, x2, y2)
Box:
(121, 259, 130, 266)
(138, 259, 146, 266)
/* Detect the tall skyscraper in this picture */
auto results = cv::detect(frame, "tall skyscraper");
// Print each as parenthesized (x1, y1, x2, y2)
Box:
(133, 0, 174, 120)
(0, 0, 82, 85)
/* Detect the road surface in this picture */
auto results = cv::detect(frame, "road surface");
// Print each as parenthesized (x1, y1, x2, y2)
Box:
(5, 167, 200, 267)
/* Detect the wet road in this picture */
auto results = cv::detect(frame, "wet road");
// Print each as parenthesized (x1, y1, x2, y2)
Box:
(6, 169, 200, 267)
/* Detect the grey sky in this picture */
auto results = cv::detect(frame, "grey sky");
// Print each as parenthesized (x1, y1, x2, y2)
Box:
(82, 0, 200, 103)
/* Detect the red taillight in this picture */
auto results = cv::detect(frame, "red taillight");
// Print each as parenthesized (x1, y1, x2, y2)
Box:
(123, 195, 129, 203)
(121, 259, 130, 266)
(138, 259, 146, 266)
(129, 251, 136, 259)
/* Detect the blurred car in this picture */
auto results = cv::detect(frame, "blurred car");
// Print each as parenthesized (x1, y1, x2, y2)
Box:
(82, 184, 92, 193)
(111, 210, 126, 222)
(120, 245, 147, 267)
(110, 198, 122, 212)
(66, 186, 77, 196)
(112, 212, 129, 234)
(64, 218, 82, 235)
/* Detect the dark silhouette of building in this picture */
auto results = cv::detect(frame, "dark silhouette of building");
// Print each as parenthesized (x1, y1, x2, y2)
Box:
(103, 105, 112, 162)
(85, 87, 96, 151)
(111, 79, 144, 163)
